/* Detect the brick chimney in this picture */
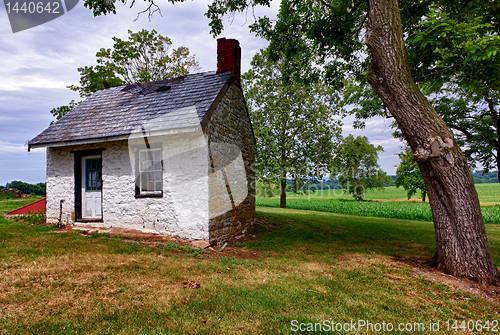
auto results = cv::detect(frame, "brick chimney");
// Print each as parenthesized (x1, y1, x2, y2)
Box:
(217, 38, 241, 86)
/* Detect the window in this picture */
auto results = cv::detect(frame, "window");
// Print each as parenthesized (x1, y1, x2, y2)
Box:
(85, 158, 102, 192)
(135, 145, 163, 197)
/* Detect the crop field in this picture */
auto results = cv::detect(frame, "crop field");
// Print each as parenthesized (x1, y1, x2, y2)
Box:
(256, 198, 500, 223)
(257, 184, 500, 224)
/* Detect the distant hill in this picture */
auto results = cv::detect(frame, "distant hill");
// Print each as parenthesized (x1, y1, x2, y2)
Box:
(471, 171, 499, 184)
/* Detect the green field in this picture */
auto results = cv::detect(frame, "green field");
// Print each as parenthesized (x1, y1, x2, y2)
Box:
(270, 183, 500, 203)
(1, 198, 499, 334)
(257, 183, 500, 224)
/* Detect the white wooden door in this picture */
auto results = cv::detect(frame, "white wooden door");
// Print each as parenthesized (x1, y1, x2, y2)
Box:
(82, 156, 102, 219)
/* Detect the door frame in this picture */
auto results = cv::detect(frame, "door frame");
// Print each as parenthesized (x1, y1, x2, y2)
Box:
(73, 149, 104, 222)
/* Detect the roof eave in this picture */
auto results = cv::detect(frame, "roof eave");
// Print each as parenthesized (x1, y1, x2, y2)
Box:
(28, 125, 203, 151)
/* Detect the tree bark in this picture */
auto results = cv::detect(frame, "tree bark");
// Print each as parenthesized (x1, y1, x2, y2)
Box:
(366, 0, 498, 284)
(280, 179, 287, 208)
(356, 171, 363, 201)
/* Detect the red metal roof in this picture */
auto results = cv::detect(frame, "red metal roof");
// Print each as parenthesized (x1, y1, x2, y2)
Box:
(5, 198, 46, 215)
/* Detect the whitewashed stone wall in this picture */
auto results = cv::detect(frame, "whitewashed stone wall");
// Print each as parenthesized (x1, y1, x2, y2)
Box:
(46, 147, 75, 225)
(45, 134, 210, 240)
(102, 132, 209, 240)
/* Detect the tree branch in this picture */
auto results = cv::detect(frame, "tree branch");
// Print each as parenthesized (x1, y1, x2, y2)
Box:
(414, 63, 463, 82)
(134, 1, 162, 22)
(449, 124, 474, 140)
(401, 0, 413, 22)
(349, 0, 365, 15)
(315, 0, 334, 10)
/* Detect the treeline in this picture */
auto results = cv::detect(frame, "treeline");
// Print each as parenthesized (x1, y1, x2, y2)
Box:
(3, 181, 46, 195)
(288, 176, 397, 192)
(277, 171, 497, 194)
(471, 171, 499, 184)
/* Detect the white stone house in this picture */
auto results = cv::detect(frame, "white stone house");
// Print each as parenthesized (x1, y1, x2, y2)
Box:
(28, 38, 255, 244)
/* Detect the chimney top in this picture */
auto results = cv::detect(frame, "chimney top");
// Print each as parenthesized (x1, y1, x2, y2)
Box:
(217, 38, 241, 86)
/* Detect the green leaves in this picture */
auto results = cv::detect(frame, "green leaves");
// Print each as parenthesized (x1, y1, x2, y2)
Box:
(395, 146, 426, 202)
(49, 100, 80, 123)
(331, 135, 390, 201)
(70, 29, 200, 98)
(243, 48, 342, 206)
(50, 29, 201, 121)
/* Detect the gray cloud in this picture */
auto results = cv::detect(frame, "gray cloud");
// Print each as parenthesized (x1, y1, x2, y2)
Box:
(0, 0, 277, 185)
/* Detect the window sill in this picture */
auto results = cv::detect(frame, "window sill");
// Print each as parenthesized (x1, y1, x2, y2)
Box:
(76, 218, 103, 223)
(135, 192, 163, 198)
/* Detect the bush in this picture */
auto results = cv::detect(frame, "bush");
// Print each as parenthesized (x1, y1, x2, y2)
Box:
(0, 192, 14, 199)
(4, 181, 46, 196)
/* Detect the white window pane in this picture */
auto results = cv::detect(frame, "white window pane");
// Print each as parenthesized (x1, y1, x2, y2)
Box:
(154, 150, 161, 160)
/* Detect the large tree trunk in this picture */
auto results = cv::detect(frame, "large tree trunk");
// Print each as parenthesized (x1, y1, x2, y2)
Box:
(366, 0, 498, 284)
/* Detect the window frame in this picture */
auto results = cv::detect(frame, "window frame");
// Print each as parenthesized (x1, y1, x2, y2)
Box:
(134, 142, 164, 198)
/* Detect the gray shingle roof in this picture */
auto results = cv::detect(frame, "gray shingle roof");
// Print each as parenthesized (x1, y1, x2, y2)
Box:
(29, 71, 233, 148)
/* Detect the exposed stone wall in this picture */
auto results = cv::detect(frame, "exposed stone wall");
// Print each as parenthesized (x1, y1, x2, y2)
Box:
(206, 83, 256, 244)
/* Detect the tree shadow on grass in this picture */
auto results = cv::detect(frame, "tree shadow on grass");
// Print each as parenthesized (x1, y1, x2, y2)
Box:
(249, 207, 436, 260)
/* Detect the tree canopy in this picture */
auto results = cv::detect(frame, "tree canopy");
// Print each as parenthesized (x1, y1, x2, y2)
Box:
(243, 48, 341, 208)
(344, 1, 500, 182)
(395, 146, 427, 202)
(332, 135, 389, 201)
(5, 181, 46, 196)
(50, 29, 200, 121)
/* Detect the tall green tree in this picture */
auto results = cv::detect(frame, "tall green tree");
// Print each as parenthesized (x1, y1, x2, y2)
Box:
(50, 29, 200, 121)
(243, 49, 341, 208)
(333, 135, 390, 201)
(395, 146, 427, 202)
(345, 3, 500, 182)
(84, 0, 500, 283)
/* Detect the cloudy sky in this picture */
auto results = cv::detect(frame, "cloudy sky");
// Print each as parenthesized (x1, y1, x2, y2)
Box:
(0, 0, 401, 186)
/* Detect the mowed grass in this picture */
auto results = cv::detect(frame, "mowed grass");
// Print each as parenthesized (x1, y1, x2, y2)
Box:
(1, 199, 500, 334)
(257, 183, 500, 224)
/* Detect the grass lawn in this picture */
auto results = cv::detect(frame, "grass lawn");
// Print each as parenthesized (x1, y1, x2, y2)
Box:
(1, 199, 500, 334)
